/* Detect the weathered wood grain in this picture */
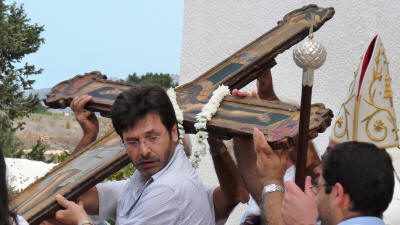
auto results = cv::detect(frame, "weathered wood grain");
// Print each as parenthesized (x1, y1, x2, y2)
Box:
(9, 131, 130, 225)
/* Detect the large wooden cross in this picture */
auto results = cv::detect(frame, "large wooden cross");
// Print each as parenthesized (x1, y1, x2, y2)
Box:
(44, 5, 334, 149)
(11, 5, 334, 225)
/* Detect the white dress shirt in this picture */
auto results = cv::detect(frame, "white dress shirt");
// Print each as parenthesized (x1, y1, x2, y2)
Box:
(338, 216, 384, 225)
(93, 144, 214, 225)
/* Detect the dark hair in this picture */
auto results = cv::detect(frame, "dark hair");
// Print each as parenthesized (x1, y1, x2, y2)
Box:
(322, 141, 394, 217)
(111, 85, 178, 139)
(0, 147, 18, 225)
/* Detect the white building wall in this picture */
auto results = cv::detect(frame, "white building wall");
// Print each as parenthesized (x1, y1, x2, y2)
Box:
(180, 1, 400, 224)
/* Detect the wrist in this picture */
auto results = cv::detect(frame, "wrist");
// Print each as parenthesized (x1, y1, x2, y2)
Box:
(82, 131, 98, 140)
(209, 143, 227, 156)
(261, 178, 283, 187)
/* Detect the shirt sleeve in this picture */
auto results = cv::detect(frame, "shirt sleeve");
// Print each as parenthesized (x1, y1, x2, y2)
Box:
(91, 180, 128, 222)
(15, 215, 29, 225)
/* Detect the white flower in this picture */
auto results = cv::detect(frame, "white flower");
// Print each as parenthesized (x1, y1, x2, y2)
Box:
(194, 122, 207, 131)
(167, 88, 185, 145)
(191, 85, 230, 168)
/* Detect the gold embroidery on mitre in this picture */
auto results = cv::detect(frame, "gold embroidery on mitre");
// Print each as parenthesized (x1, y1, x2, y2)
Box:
(333, 58, 362, 141)
(382, 51, 394, 107)
(334, 96, 352, 139)
(353, 94, 361, 141)
(384, 74, 393, 100)
(361, 48, 398, 143)
(337, 116, 343, 128)
(374, 120, 385, 132)
(365, 117, 387, 142)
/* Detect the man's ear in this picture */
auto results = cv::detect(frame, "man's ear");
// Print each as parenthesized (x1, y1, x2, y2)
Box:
(171, 123, 179, 143)
(333, 182, 345, 208)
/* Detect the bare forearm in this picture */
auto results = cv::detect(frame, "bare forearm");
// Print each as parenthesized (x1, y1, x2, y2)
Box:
(211, 149, 247, 220)
(233, 137, 263, 204)
(74, 133, 97, 153)
(77, 187, 99, 215)
(261, 190, 285, 225)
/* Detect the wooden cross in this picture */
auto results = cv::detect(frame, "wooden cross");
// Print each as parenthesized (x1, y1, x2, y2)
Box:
(45, 5, 334, 149)
(11, 5, 335, 225)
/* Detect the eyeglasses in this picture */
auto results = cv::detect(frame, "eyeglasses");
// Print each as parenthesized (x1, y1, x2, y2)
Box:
(124, 135, 163, 150)
(309, 184, 332, 195)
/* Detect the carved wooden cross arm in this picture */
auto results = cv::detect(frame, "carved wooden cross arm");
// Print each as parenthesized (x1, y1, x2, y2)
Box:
(45, 5, 334, 149)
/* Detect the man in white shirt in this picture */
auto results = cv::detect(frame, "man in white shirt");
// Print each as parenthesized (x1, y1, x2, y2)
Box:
(51, 85, 214, 225)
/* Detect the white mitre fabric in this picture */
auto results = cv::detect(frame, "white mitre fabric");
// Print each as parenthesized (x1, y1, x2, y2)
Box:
(329, 35, 399, 148)
(383, 148, 400, 224)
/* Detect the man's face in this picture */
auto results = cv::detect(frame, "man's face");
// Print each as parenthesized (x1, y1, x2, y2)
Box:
(316, 173, 334, 225)
(122, 113, 178, 181)
(312, 144, 335, 185)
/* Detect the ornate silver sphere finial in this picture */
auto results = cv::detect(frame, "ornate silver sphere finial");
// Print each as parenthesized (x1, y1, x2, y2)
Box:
(293, 38, 327, 69)
(293, 13, 327, 70)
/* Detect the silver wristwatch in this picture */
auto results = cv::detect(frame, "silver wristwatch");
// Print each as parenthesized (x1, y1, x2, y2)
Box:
(262, 184, 285, 195)
(78, 220, 94, 225)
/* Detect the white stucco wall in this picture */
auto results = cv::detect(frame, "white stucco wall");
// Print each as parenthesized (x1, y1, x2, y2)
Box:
(180, 1, 400, 224)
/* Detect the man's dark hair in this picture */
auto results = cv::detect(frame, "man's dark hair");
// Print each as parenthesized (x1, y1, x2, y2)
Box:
(111, 85, 178, 139)
(322, 141, 394, 217)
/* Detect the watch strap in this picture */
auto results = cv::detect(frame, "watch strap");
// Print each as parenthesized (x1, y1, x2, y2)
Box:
(78, 220, 94, 225)
(262, 184, 285, 196)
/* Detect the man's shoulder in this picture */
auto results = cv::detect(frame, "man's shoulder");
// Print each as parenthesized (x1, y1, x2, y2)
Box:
(339, 216, 385, 225)
(155, 175, 205, 195)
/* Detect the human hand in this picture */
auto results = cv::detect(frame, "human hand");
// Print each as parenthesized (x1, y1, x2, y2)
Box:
(256, 70, 274, 99)
(40, 218, 68, 225)
(70, 95, 99, 140)
(281, 176, 318, 225)
(54, 194, 91, 225)
(253, 128, 289, 185)
(207, 136, 225, 156)
(232, 89, 258, 98)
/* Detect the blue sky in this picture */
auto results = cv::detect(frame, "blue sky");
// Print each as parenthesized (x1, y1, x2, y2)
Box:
(7, 0, 184, 89)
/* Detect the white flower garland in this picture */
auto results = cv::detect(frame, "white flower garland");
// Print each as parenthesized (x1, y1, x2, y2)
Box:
(191, 85, 230, 167)
(166, 88, 185, 144)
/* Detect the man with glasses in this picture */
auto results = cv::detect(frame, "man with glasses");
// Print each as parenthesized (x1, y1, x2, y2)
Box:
(49, 85, 215, 225)
(312, 141, 393, 225)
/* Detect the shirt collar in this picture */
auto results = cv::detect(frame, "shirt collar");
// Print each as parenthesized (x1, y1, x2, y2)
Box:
(150, 143, 182, 181)
(338, 216, 385, 225)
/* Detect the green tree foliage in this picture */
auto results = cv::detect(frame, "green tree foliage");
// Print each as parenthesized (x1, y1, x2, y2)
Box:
(32, 101, 49, 114)
(0, 1, 44, 154)
(55, 150, 71, 163)
(126, 72, 178, 88)
(105, 163, 135, 182)
(0, 127, 24, 157)
(24, 139, 49, 162)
